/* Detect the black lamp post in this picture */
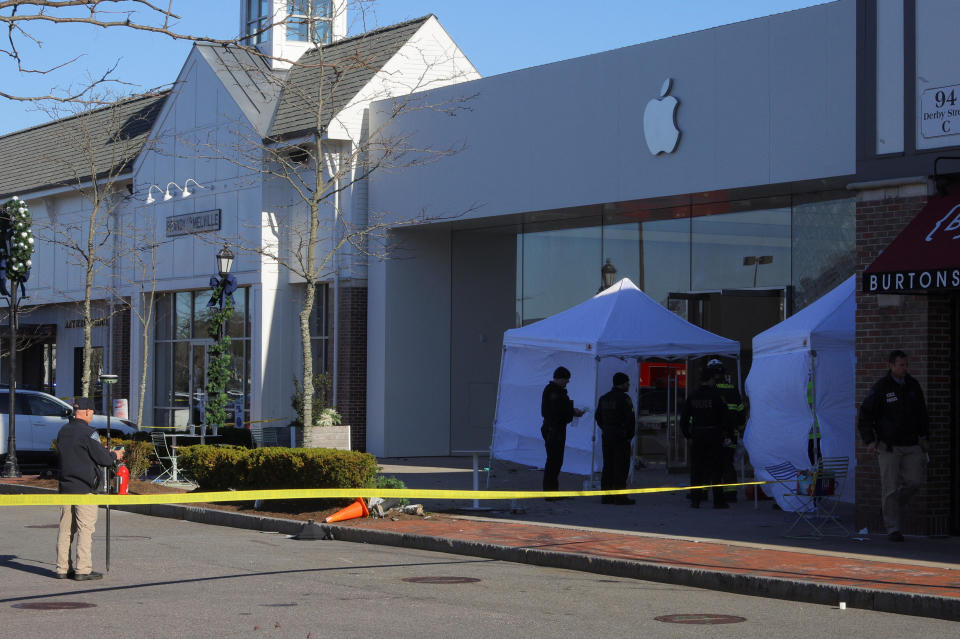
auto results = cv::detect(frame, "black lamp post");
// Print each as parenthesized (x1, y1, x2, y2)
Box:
(206, 245, 235, 443)
(600, 258, 617, 292)
(99, 372, 118, 571)
(743, 255, 774, 287)
(216, 245, 235, 281)
(2, 285, 21, 478)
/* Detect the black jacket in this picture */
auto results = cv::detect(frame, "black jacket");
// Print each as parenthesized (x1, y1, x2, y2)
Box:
(857, 372, 928, 449)
(541, 381, 575, 429)
(57, 418, 116, 494)
(595, 388, 635, 440)
(680, 384, 731, 445)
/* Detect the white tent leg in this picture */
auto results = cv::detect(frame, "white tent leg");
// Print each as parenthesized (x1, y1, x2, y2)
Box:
(587, 356, 601, 490)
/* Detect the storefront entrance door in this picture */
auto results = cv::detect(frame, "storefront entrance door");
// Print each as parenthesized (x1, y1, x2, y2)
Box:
(667, 288, 788, 380)
(191, 344, 208, 427)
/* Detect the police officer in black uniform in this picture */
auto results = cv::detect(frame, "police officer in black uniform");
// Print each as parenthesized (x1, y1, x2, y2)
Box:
(681, 367, 733, 509)
(596, 372, 636, 505)
(706, 357, 745, 503)
(540, 366, 584, 499)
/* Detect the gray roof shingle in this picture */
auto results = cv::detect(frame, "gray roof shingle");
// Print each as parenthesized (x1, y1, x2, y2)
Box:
(268, 15, 431, 139)
(0, 92, 168, 199)
(0, 15, 431, 198)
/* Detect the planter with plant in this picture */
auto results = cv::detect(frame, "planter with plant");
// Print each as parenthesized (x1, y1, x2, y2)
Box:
(291, 372, 350, 449)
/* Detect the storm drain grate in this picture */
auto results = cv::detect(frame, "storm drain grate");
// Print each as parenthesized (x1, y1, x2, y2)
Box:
(402, 576, 481, 584)
(655, 614, 746, 625)
(14, 602, 97, 610)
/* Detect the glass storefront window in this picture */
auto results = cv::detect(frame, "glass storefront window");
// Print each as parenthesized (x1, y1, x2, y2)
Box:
(519, 224, 601, 325)
(154, 287, 251, 429)
(691, 205, 791, 291)
(514, 194, 855, 326)
(792, 196, 855, 309)
(639, 215, 691, 307)
(175, 292, 191, 340)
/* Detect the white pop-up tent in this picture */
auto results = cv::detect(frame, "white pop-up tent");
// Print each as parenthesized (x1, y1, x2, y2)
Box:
(743, 276, 856, 509)
(491, 279, 739, 476)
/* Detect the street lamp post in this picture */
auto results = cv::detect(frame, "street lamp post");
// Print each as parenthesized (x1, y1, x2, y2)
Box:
(99, 373, 118, 572)
(1, 197, 34, 479)
(2, 283, 21, 478)
(205, 245, 236, 444)
(743, 255, 774, 288)
(600, 258, 617, 292)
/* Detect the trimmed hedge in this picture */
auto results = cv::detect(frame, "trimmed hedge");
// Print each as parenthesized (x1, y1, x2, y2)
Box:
(177, 445, 379, 492)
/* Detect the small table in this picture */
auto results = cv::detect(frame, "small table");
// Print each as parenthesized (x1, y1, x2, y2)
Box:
(164, 433, 182, 483)
(451, 449, 491, 511)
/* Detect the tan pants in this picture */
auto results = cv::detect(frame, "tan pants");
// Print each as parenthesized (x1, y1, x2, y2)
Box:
(877, 444, 925, 534)
(56, 504, 98, 575)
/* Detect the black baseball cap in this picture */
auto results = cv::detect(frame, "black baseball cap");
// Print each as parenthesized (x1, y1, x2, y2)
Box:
(73, 397, 95, 411)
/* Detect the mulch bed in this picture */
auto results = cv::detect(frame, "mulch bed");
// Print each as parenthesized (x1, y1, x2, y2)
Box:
(7, 476, 447, 526)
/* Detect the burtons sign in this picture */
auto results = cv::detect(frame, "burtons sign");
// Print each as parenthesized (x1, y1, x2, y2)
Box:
(863, 190, 960, 293)
(866, 269, 960, 293)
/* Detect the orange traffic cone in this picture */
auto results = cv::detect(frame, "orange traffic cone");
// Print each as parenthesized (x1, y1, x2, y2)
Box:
(325, 497, 370, 523)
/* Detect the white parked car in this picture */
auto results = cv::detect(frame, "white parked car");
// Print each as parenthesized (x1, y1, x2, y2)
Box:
(0, 389, 137, 461)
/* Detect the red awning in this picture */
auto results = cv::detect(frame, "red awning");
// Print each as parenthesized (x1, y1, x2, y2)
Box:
(863, 189, 960, 293)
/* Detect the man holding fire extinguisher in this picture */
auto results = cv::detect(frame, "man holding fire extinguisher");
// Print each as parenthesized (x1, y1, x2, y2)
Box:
(54, 397, 124, 581)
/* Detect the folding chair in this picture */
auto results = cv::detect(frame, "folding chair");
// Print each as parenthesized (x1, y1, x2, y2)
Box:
(764, 456, 850, 538)
(151, 432, 179, 484)
(261, 427, 279, 447)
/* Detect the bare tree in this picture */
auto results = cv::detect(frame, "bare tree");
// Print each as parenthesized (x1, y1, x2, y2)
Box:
(187, 15, 476, 435)
(36, 92, 160, 397)
(1, 0, 302, 103)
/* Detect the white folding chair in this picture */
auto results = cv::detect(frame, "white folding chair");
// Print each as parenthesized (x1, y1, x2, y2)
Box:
(150, 432, 179, 484)
(765, 457, 849, 538)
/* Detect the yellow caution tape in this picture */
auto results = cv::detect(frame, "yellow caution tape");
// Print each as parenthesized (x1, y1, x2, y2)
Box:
(0, 481, 771, 507)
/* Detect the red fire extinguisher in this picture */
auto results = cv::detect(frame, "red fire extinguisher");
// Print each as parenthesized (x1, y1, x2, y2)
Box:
(115, 462, 130, 495)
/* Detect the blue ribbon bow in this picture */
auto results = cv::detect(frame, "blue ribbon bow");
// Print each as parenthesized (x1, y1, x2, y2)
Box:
(208, 273, 238, 308)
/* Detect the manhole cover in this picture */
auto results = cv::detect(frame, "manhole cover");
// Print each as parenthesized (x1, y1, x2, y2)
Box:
(402, 576, 481, 584)
(655, 614, 746, 625)
(13, 602, 97, 610)
(24, 524, 59, 529)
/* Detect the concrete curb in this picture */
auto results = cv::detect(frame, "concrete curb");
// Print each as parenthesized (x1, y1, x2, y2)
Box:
(3, 484, 957, 621)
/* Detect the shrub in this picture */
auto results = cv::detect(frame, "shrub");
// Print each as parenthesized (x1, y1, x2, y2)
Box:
(177, 445, 379, 493)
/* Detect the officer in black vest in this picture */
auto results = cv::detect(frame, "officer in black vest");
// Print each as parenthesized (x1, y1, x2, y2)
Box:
(596, 372, 636, 505)
(681, 367, 733, 508)
(540, 366, 585, 499)
(706, 357, 746, 503)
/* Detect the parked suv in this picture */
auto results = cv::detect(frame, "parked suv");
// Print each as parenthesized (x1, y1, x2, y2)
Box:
(0, 389, 137, 462)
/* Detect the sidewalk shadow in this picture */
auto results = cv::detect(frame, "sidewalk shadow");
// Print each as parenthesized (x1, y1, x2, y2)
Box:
(0, 554, 57, 578)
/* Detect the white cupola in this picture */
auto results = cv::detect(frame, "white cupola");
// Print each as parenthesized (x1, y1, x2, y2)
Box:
(240, 0, 348, 69)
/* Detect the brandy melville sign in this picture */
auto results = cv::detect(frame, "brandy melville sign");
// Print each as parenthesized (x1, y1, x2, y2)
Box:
(165, 210, 221, 237)
(864, 191, 960, 293)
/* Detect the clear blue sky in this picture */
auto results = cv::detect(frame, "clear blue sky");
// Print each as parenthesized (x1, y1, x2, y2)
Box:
(0, 0, 833, 135)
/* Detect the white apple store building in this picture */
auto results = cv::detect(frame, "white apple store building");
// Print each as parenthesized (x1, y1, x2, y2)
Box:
(364, 0, 856, 456)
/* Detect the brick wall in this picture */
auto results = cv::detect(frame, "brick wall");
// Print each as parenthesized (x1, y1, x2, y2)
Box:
(110, 301, 131, 411)
(333, 286, 367, 451)
(855, 187, 954, 535)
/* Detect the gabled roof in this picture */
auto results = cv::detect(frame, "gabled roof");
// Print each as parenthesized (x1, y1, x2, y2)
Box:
(0, 92, 168, 199)
(196, 44, 282, 137)
(268, 15, 432, 140)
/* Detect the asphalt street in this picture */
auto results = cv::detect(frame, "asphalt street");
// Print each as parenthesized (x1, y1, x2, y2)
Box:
(1, 506, 957, 638)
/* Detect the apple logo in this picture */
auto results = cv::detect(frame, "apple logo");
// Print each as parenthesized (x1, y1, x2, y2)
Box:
(643, 78, 681, 155)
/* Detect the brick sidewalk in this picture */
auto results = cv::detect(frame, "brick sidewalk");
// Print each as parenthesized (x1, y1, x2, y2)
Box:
(342, 516, 960, 600)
